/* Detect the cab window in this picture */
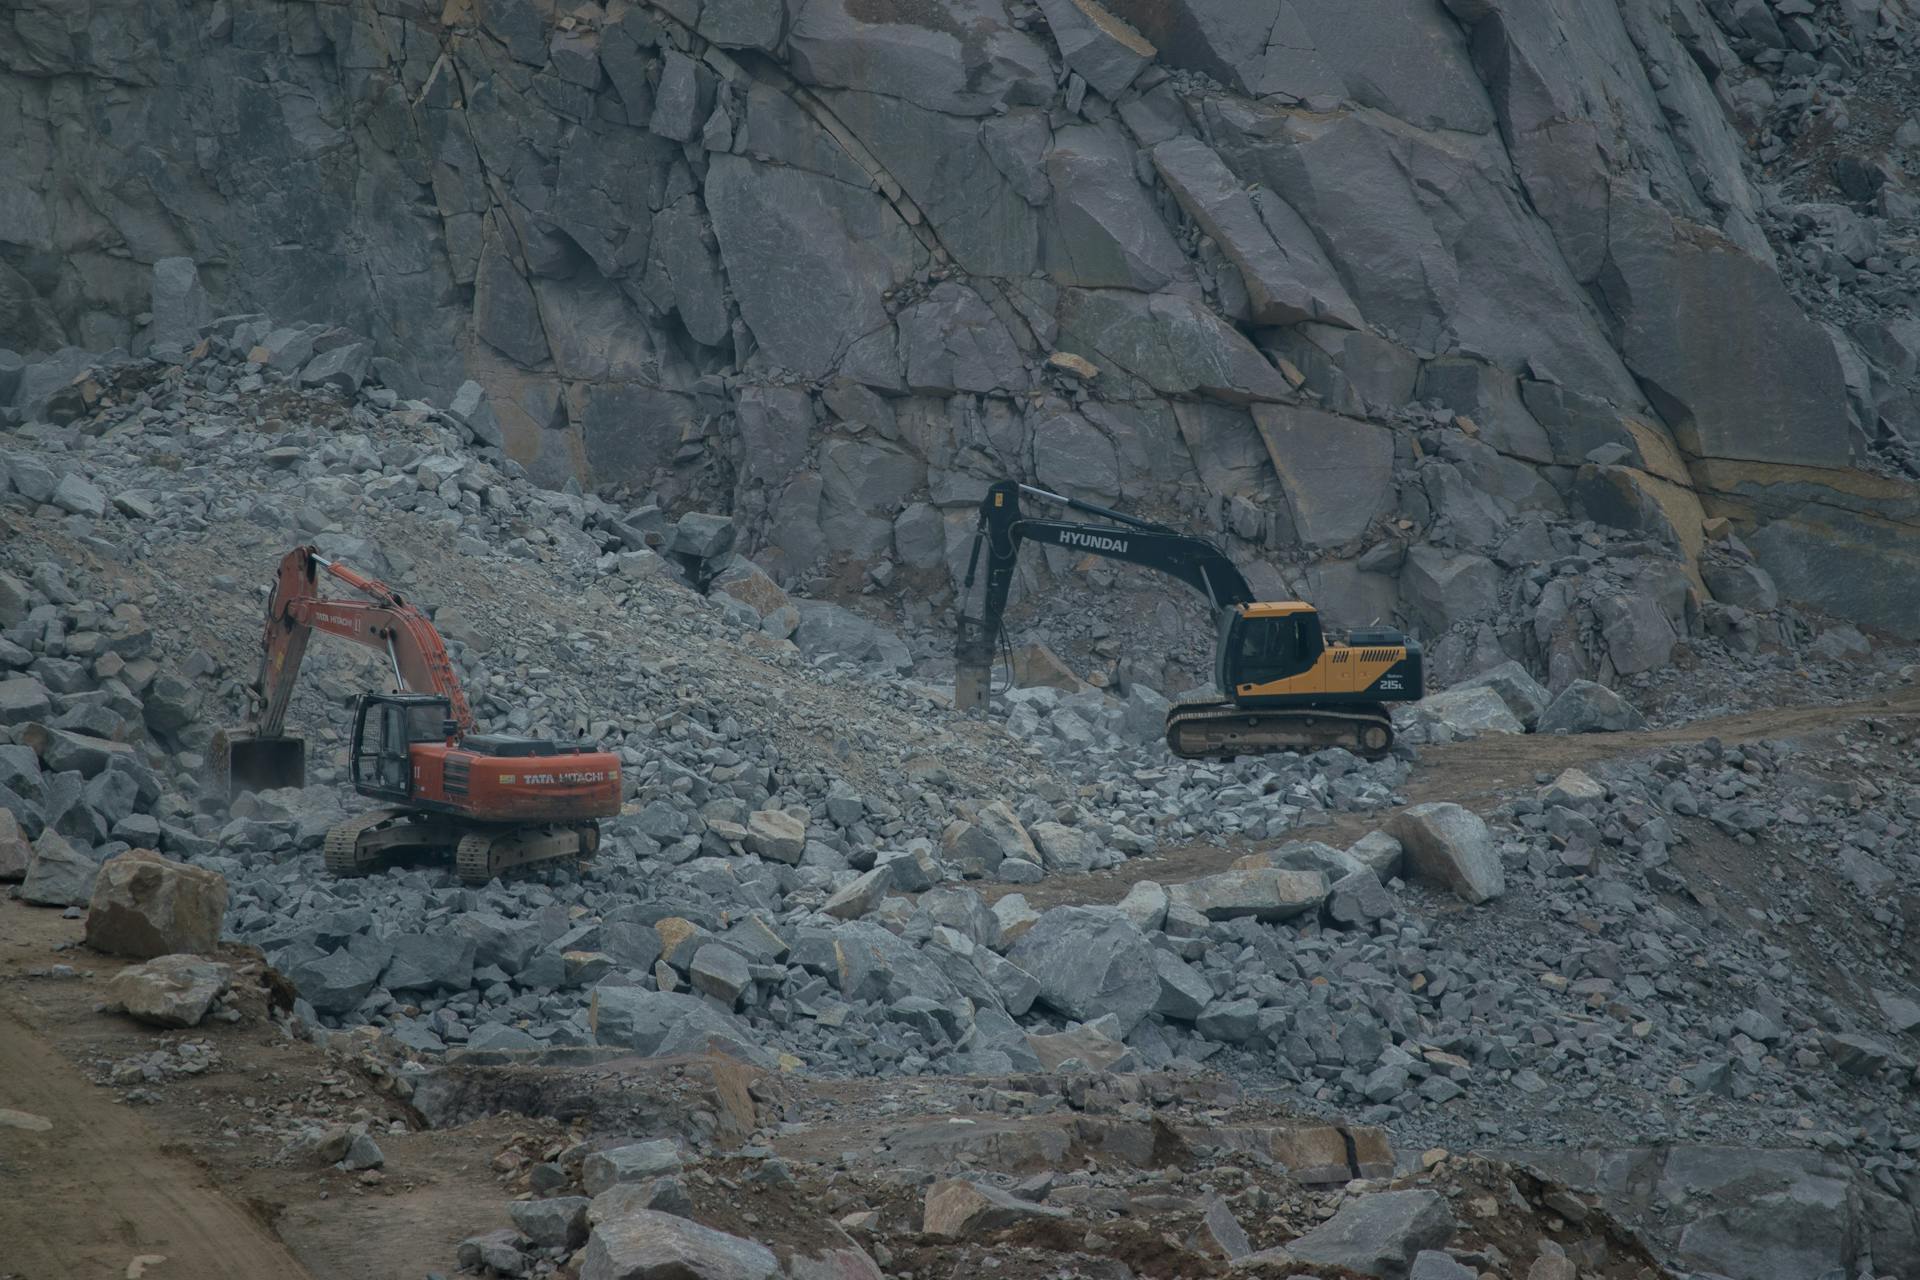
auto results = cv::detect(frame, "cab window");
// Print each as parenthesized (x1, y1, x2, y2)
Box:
(1236, 616, 1311, 685)
(403, 701, 450, 742)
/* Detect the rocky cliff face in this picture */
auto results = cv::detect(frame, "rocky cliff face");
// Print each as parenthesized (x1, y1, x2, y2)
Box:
(5, 0, 1920, 663)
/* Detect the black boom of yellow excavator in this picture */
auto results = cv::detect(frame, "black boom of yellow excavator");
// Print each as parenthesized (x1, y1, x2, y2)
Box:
(953, 480, 1423, 760)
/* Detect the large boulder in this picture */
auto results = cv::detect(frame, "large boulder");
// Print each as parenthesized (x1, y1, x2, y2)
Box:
(1168, 868, 1328, 922)
(940, 819, 1007, 879)
(1010, 642, 1094, 695)
(1392, 686, 1524, 742)
(1252, 405, 1395, 546)
(50, 473, 106, 518)
(790, 601, 911, 670)
(104, 955, 233, 1029)
(147, 257, 212, 347)
(1005, 906, 1159, 1035)
(1030, 821, 1099, 875)
(1287, 1190, 1457, 1279)
(582, 1141, 683, 1196)
(579, 1208, 778, 1280)
(1119, 684, 1172, 743)
(1346, 831, 1404, 884)
(1600, 188, 1849, 468)
(19, 829, 99, 907)
(0, 808, 29, 880)
(299, 342, 371, 394)
(1056, 288, 1292, 401)
(1595, 592, 1676, 676)
(446, 380, 506, 449)
(510, 1196, 591, 1251)
(84, 849, 229, 959)
(896, 282, 1029, 395)
(974, 800, 1041, 866)
(1151, 137, 1359, 328)
(705, 154, 919, 383)
(1536, 679, 1647, 734)
(711, 559, 794, 628)
(1034, 0, 1154, 99)
(18, 723, 134, 778)
(0, 676, 52, 725)
(589, 987, 770, 1066)
(1385, 803, 1504, 905)
(287, 943, 388, 1016)
(1453, 660, 1552, 729)
(1400, 548, 1502, 634)
(669, 513, 737, 564)
(743, 809, 806, 864)
(1046, 122, 1192, 292)
(456, 912, 544, 975)
(380, 932, 477, 993)
(923, 1178, 1071, 1239)
(822, 864, 893, 920)
(1703, 559, 1780, 612)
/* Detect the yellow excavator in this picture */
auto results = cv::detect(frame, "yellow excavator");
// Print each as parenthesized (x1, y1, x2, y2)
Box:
(954, 481, 1424, 760)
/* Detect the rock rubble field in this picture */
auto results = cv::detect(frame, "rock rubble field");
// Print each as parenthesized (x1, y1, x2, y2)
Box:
(1, 314, 1917, 1279)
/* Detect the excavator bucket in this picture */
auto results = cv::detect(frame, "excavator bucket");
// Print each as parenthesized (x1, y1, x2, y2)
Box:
(210, 728, 307, 800)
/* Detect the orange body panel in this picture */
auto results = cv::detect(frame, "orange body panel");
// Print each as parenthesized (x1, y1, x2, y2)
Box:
(406, 744, 622, 823)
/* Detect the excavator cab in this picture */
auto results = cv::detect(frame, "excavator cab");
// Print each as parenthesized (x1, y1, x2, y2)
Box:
(1218, 606, 1324, 692)
(349, 693, 450, 800)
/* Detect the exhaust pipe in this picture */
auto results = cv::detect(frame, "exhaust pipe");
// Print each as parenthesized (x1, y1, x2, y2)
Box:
(209, 728, 308, 801)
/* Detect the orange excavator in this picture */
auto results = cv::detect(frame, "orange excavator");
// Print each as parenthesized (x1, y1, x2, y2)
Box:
(212, 546, 622, 884)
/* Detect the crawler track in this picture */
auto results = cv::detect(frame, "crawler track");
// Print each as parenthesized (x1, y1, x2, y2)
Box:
(1166, 700, 1395, 761)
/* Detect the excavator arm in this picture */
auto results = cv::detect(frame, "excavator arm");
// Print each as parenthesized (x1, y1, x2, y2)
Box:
(218, 546, 475, 796)
(250, 546, 473, 738)
(954, 481, 1253, 710)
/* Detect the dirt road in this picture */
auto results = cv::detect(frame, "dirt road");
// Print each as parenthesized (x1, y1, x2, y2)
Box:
(996, 683, 1920, 911)
(0, 905, 529, 1280)
(0, 1004, 312, 1280)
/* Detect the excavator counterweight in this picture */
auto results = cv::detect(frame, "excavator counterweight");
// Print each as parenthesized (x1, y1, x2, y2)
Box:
(954, 481, 1423, 761)
(217, 546, 621, 883)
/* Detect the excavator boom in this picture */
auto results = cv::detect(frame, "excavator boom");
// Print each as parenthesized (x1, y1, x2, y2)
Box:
(251, 547, 473, 738)
(222, 546, 473, 795)
(956, 481, 1251, 710)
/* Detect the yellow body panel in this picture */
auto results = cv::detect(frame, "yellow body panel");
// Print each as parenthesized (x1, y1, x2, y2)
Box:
(1239, 601, 1318, 618)
(1235, 645, 1409, 699)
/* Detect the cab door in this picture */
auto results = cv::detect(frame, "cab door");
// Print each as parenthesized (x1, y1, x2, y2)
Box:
(350, 697, 413, 800)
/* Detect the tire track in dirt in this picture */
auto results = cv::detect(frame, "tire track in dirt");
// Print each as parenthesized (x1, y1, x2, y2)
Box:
(0, 1005, 313, 1280)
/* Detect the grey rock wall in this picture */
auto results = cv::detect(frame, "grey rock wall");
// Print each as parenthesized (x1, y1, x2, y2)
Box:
(5, 0, 1920, 652)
